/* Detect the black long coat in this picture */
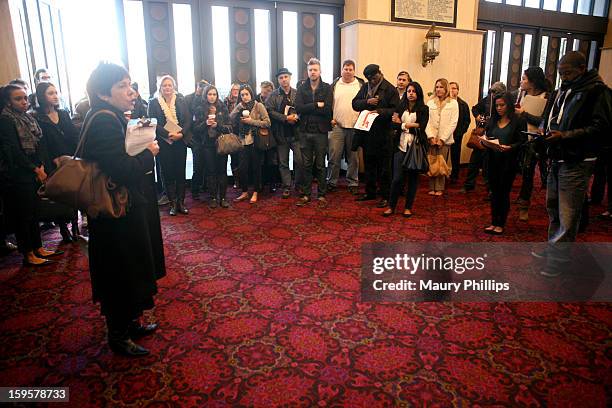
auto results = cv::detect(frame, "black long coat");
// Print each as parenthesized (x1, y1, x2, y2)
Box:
(81, 102, 166, 319)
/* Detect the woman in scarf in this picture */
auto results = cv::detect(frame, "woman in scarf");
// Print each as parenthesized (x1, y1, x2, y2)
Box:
(193, 85, 232, 208)
(425, 78, 458, 196)
(148, 75, 191, 216)
(34, 82, 80, 243)
(0, 84, 61, 266)
(230, 85, 271, 204)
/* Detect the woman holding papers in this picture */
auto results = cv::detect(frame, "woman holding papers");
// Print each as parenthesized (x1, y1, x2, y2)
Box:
(81, 62, 165, 356)
(515, 67, 551, 221)
(193, 85, 232, 208)
(148, 75, 191, 216)
(481, 92, 527, 235)
(425, 79, 458, 196)
(383, 82, 429, 218)
(230, 85, 271, 204)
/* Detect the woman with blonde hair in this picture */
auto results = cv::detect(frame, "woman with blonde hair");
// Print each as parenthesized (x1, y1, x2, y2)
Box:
(148, 75, 191, 215)
(425, 78, 458, 196)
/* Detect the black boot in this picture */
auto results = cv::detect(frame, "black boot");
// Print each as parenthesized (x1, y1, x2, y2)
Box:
(128, 319, 158, 339)
(167, 184, 177, 216)
(107, 319, 149, 356)
(176, 182, 189, 215)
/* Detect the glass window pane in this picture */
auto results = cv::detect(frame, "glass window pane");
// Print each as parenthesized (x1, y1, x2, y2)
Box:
(254, 9, 271, 93)
(506, 0, 522, 5)
(577, 0, 591, 14)
(26, 0, 47, 70)
(556, 38, 568, 88)
(485, 0, 502, 3)
(588, 41, 597, 69)
(482, 30, 496, 98)
(9, 0, 34, 86)
(211, 6, 231, 98)
(283, 11, 298, 88)
(572, 39, 580, 51)
(319, 14, 334, 84)
(543, 0, 558, 10)
(40, 4, 59, 87)
(499, 32, 512, 88)
(52, 9, 70, 103)
(123, 0, 150, 100)
(539, 36, 549, 71)
(173, 3, 195, 96)
(593, 0, 606, 16)
(521, 34, 533, 77)
(525, 0, 540, 8)
(560, 0, 575, 12)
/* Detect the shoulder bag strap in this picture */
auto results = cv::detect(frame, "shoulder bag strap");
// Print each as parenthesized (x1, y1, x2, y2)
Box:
(73, 109, 121, 158)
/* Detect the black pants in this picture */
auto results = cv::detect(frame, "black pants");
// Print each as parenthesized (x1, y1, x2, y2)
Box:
(464, 148, 489, 190)
(158, 140, 187, 201)
(191, 145, 205, 194)
(364, 143, 392, 198)
(487, 154, 516, 227)
(590, 149, 611, 206)
(203, 145, 228, 200)
(6, 183, 42, 254)
(388, 150, 420, 210)
(239, 144, 263, 193)
(450, 133, 464, 180)
(300, 132, 328, 197)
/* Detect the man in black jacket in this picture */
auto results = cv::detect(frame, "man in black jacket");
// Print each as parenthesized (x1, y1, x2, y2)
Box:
(266, 68, 302, 198)
(295, 58, 333, 206)
(537, 51, 611, 277)
(184, 80, 209, 200)
(352, 64, 399, 207)
(449, 82, 471, 183)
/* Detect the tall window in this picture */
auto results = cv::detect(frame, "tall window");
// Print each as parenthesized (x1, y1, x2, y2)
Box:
(173, 3, 195, 96)
(499, 32, 512, 87)
(319, 14, 335, 84)
(282, 11, 298, 88)
(521, 34, 533, 76)
(123, 0, 150, 99)
(254, 9, 271, 92)
(482, 30, 496, 97)
(211, 6, 231, 98)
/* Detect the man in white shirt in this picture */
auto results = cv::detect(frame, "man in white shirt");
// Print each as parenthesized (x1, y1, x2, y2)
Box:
(327, 60, 364, 194)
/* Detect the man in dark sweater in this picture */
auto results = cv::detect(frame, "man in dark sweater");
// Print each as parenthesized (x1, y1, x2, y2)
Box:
(295, 58, 333, 206)
(536, 51, 611, 277)
(352, 64, 400, 208)
(449, 82, 471, 183)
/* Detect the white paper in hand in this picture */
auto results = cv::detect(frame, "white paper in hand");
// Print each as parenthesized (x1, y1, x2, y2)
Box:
(126, 118, 157, 156)
(354, 110, 379, 131)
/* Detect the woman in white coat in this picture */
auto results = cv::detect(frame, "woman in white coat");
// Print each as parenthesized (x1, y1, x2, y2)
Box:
(425, 78, 458, 196)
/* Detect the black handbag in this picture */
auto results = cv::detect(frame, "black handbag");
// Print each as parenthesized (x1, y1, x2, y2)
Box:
(255, 127, 276, 151)
(38, 197, 74, 223)
(402, 129, 429, 173)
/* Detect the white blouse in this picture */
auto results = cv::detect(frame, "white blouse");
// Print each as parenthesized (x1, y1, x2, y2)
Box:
(399, 111, 417, 153)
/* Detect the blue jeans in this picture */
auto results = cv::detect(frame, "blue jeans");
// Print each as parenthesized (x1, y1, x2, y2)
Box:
(546, 160, 595, 267)
(300, 132, 328, 197)
(327, 127, 359, 187)
(277, 137, 304, 191)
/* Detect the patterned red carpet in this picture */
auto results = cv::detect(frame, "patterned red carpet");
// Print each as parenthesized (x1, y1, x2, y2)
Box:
(1, 172, 611, 407)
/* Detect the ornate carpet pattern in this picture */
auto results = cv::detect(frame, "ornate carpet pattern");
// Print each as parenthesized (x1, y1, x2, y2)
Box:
(1, 173, 611, 407)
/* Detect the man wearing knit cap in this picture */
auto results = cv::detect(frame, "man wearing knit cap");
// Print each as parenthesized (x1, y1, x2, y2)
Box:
(352, 64, 400, 208)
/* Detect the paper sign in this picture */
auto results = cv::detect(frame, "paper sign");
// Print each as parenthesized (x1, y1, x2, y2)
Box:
(354, 110, 379, 131)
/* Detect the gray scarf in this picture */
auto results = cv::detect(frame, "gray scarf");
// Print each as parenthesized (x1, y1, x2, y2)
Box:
(1, 107, 42, 155)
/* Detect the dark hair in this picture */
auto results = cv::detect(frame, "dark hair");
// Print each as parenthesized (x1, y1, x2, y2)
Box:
(260, 81, 274, 90)
(405, 81, 425, 111)
(523, 66, 552, 93)
(238, 84, 255, 103)
(0, 84, 26, 107)
(449, 81, 459, 90)
(559, 51, 587, 68)
(86, 62, 130, 108)
(397, 71, 411, 81)
(342, 59, 356, 69)
(35, 82, 58, 113)
(490, 92, 516, 125)
(34, 68, 49, 84)
(9, 78, 28, 88)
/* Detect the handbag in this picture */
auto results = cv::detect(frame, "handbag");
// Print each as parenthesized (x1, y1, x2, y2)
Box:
(427, 145, 451, 177)
(255, 127, 276, 151)
(402, 129, 429, 173)
(38, 110, 129, 219)
(37, 198, 74, 223)
(216, 133, 243, 155)
(466, 126, 486, 150)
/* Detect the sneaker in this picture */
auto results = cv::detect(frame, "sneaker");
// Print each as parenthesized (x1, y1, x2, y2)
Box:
(158, 194, 170, 206)
(296, 196, 310, 207)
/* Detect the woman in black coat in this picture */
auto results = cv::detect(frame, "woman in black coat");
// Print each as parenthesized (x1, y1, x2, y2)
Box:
(383, 81, 429, 217)
(81, 62, 165, 356)
(0, 84, 59, 266)
(34, 82, 80, 242)
(148, 75, 191, 216)
(481, 92, 527, 235)
(192, 85, 232, 208)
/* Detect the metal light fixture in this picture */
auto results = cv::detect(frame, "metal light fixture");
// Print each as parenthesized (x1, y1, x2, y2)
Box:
(422, 24, 441, 67)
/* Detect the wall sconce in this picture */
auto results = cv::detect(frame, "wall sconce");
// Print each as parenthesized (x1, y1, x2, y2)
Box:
(422, 24, 441, 67)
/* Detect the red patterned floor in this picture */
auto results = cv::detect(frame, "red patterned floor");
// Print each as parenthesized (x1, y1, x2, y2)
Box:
(0, 172, 610, 407)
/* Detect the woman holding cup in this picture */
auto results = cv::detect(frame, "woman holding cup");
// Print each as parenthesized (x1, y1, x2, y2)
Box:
(230, 85, 271, 204)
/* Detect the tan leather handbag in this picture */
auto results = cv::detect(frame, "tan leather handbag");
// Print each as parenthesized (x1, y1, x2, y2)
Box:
(39, 110, 129, 219)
